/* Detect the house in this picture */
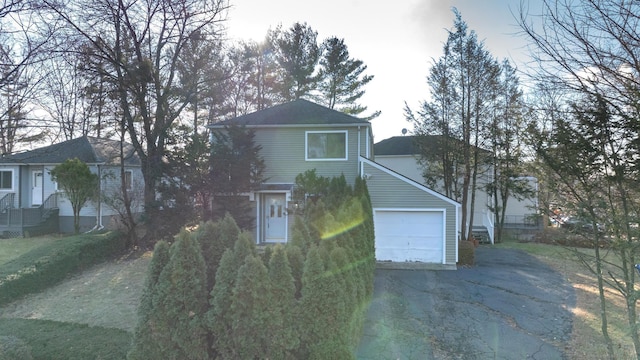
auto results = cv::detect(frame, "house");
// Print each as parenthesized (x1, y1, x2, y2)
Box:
(209, 99, 461, 268)
(0, 136, 144, 236)
(374, 135, 539, 243)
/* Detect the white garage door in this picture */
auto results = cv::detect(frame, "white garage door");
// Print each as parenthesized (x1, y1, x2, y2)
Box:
(374, 210, 444, 263)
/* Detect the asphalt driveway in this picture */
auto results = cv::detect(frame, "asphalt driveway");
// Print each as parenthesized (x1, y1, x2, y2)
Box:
(357, 246, 575, 360)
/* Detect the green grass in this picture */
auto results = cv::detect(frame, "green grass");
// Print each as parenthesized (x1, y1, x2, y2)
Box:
(0, 318, 130, 360)
(0, 235, 66, 266)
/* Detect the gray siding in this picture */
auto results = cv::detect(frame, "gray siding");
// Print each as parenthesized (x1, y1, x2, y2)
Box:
(253, 126, 369, 184)
(363, 161, 459, 265)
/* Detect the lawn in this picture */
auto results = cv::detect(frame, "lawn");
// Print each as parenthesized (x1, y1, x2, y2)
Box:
(0, 235, 66, 266)
(2, 231, 639, 359)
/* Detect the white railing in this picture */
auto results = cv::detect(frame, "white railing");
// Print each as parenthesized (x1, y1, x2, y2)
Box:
(483, 211, 495, 244)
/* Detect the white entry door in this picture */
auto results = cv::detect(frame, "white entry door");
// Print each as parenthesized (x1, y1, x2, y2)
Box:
(32, 170, 43, 206)
(264, 194, 286, 242)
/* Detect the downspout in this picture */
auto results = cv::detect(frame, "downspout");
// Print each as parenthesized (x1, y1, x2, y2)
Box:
(357, 126, 361, 176)
(85, 164, 104, 233)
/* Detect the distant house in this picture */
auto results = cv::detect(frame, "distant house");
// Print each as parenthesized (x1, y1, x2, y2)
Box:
(0, 136, 144, 236)
(210, 99, 461, 268)
(374, 135, 539, 243)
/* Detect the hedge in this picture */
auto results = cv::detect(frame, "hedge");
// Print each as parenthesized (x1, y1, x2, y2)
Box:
(0, 318, 129, 360)
(0, 231, 127, 306)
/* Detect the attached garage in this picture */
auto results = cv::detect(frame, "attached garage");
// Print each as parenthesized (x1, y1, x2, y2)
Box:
(360, 157, 461, 267)
(374, 209, 445, 263)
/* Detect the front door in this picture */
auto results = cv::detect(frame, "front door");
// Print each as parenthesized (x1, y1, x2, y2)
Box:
(32, 170, 43, 206)
(264, 193, 286, 242)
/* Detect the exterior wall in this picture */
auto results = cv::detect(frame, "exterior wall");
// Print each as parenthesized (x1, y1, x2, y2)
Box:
(362, 160, 459, 265)
(0, 165, 20, 208)
(375, 154, 491, 231)
(374, 155, 423, 183)
(251, 126, 370, 184)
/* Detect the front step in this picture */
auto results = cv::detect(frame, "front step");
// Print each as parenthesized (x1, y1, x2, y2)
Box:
(472, 227, 490, 244)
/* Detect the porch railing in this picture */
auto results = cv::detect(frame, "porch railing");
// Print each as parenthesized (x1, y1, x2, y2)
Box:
(0, 193, 14, 213)
(0, 193, 59, 227)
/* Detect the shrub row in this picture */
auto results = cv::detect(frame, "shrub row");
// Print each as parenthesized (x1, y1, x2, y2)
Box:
(0, 231, 127, 306)
(129, 175, 376, 359)
(0, 318, 129, 360)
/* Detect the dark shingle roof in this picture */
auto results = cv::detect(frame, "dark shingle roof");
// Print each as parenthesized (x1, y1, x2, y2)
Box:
(375, 135, 491, 156)
(374, 136, 420, 155)
(0, 136, 141, 166)
(210, 99, 370, 127)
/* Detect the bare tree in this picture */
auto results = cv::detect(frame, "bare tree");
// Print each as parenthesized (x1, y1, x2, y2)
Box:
(520, 1, 640, 358)
(43, 0, 229, 242)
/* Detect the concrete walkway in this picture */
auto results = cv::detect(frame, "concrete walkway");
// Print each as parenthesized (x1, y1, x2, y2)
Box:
(357, 247, 574, 359)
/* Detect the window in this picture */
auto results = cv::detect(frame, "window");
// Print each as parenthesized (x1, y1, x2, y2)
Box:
(0, 170, 12, 190)
(306, 131, 348, 161)
(124, 170, 132, 190)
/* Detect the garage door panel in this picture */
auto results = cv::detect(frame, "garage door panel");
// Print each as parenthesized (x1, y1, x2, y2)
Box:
(375, 210, 444, 263)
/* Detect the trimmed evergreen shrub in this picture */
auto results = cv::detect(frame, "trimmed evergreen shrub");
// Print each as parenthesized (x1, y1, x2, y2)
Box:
(195, 214, 240, 291)
(267, 245, 299, 358)
(152, 230, 209, 359)
(230, 255, 272, 359)
(208, 232, 255, 358)
(285, 245, 305, 299)
(0, 336, 33, 360)
(128, 240, 170, 360)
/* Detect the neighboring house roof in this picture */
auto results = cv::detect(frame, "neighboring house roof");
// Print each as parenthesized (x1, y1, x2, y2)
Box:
(375, 135, 491, 156)
(209, 99, 371, 127)
(0, 136, 141, 166)
(374, 135, 420, 155)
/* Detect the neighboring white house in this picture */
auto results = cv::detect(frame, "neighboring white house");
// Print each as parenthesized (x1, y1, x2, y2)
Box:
(0, 136, 144, 235)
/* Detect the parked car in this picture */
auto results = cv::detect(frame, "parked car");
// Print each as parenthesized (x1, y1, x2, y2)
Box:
(561, 216, 605, 234)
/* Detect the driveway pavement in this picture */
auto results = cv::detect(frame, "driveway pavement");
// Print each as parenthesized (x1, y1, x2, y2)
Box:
(357, 246, 575, 360)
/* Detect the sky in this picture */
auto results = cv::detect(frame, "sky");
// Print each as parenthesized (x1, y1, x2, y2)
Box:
(225, 0, 539, 142)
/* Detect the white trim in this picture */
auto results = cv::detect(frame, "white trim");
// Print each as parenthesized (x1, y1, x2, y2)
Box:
(210, 123, 371, 129)
(305, 130, 348, 161)
(255, 190, 291, 244)
(0, 169, 14, 191)
(373, 208, 447, 264)
(366, 127, 370, 158)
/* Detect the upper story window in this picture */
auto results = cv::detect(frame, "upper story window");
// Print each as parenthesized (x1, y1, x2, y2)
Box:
(306, 130, 348, 161)
(0, 170, 12, 190)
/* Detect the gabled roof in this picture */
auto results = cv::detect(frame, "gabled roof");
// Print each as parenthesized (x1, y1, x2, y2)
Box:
(210, 99, 371, 127)
(375, 135, 491, 156)
(374, 135, 420, 155)
(0, 136, 141, 166)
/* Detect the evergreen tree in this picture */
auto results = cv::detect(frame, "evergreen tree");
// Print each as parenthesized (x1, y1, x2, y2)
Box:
(285, 244, 305, 299)
(267, 245, 299, 358)
(406, 8, 501, 240)
(318, 37, 379, 119)
(152, 231, 209, 359)
(196, 214, 240, 291)
(208, 232, 254, 358)
(128, 240, 170, 360)
(230, 255, 272, 359)
(210, 124, 266, 229)
(297, 246, 353, 359)
(271, 22, 320, 101)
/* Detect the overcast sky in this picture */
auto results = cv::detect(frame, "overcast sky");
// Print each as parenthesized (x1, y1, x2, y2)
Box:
(225, 0, 540, 141)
